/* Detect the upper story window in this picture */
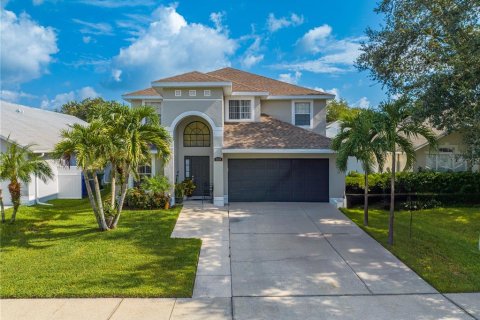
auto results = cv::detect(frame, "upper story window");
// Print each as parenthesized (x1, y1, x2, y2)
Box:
(292, 101, 312, 127)
(175, 90, 182, 97)
(204, 90, 211, 97)
(189, 90, 196, 97)
(184, 121, 210, 147)
(227, 99, 252, 121)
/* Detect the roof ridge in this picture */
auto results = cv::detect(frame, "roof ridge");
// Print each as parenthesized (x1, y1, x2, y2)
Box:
(210, 67, 329, 95)
(153, 70, 223, 83)
(207, 72, 266, 92)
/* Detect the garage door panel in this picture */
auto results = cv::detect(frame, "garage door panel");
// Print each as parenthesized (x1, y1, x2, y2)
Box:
(228, 159, 329, 202)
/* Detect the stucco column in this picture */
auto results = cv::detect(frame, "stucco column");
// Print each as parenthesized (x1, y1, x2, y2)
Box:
(212, 129, 224, 206)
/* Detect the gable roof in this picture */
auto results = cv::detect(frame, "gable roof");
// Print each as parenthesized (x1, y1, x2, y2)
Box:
(123, 87, 161, 97)
(224, 114, 331, 150)
(0, 100, 87, 153)
(153, 71, 227, 83)
(208, 67, 330, 96)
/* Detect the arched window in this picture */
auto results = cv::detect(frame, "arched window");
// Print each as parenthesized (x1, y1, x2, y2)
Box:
(184, 121, 210, 147)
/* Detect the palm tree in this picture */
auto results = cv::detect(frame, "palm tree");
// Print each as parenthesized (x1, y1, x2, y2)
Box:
(54, 121, 110, 231)
(376, 99, 437, 245)
(331, 110, 385, 226)
(108, 105, 171, 229)
(0, 141, 53, 223)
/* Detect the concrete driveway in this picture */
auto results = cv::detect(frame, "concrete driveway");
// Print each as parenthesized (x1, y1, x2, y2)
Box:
(228, 202, 476, 319)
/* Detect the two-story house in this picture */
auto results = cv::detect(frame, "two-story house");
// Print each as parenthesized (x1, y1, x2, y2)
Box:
(122, 67, 345, 206)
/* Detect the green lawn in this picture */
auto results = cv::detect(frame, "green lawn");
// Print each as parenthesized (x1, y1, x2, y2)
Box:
(341, 206, 480, 293)
(0, 199, 201, 298)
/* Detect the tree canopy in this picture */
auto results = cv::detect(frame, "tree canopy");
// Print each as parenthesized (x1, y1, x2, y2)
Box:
(357, 0, 480, 163)
(326, 99, 361, 123)
(60, 97, 107, 121)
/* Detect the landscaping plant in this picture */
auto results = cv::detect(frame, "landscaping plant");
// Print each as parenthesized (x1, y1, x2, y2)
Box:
(0, 140, 53, 223)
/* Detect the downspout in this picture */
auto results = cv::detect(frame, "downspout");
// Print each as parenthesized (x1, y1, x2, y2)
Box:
(35, 153, 53, 206)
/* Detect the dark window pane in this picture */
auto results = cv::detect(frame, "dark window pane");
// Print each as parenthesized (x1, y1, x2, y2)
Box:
(295, 114, 310, 126)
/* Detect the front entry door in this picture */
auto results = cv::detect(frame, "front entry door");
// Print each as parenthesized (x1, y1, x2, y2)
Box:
(184, 156, 210, 197)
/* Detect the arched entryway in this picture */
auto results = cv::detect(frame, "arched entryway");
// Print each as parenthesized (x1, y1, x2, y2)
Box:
(174, 116, 214, 198)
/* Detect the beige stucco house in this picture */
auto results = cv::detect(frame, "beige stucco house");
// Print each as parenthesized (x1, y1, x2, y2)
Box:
(123, 67, 345, 206)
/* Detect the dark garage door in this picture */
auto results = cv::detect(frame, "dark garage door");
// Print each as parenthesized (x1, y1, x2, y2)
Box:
(228, 159, 329, 202)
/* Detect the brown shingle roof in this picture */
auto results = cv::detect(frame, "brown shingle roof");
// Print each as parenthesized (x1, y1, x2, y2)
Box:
(153, 71, 228, 83)
(208, 67, 330, 96)
(123, 87, 160, 97)
(224, 114, 331, 149)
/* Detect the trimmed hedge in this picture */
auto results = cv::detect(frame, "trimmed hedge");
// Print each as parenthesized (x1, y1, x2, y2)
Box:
(346, 171, 480, 195)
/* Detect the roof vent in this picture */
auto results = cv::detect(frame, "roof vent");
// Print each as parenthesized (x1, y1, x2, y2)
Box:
(15, 108, 24, 113)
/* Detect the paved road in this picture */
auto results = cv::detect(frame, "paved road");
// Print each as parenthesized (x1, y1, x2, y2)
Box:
(1, 202, 478, 319)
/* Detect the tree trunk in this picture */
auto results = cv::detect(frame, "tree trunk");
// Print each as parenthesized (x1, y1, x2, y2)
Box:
(83, 170, 101, 226)
(110, 162, 116, 208)
(8, 179, 21, 223)
(110, 175, 129, 229)
(93, 172, 108, 231)
(364, 172, 369, 226)
(388, 152, 396, 245)
(0, 189, 5, 223)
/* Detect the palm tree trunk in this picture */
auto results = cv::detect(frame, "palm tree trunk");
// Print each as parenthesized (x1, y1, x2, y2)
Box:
(111, 175, 128, 229)
(388, 152, 396, 245)
(83, 171, 101, 226)
(110, 164, 116, 208)
(8, 179, 21, 223)
(0, 189, 5, 223)
(93, 172, 109, 231)
(364, 172, 369, 226)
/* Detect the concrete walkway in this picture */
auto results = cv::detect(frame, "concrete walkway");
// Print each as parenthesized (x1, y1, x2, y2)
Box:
(1, 202, 478, 320)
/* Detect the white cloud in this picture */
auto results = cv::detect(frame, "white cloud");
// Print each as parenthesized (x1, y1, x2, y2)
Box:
(240, 35, 264, 68)
(82, 36, 92, 43)
(0, 90, 36, 102)
(210, 11, 226, 33)
(32, 0, 44, 5)
(275, 25, 364, 74)
(266, 13, 304, 32)
(315, 87, 339, 98)
(73, 19, 113, 35)
(40, 86, 99, 110)
(109, 5, 237, 88)
(0, 9, 58, 85)
(278, 71, 302, 84)
(355, 96, 370, 108)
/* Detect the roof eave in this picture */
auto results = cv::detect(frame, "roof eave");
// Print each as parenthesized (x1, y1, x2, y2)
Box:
(222, 148, 335, 154)
(151, 81, 232, 88)
(122, 95, 163, 101)
(263, 94, 335, 100)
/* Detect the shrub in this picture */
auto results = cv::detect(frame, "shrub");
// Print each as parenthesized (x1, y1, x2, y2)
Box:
(141, 176, 171, 195)
(124, 188, 170, 210)
(182, 179, 196, 197)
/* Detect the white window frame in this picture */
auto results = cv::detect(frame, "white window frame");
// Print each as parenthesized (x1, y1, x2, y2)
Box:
(291, 100, 313, 128)
(189, 90, 196, 97)
(175, 90, 182, 97)
(204, 90, 211, 97)
(425, 145, 467, 172)
(225, 97, 255, 122)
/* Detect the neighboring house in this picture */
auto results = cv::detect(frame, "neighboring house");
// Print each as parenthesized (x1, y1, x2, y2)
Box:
(327, 119, 477, 173)
(123, 67, 345, 206)
(0, 101, 86, 206)
(326, 121, 365, 173)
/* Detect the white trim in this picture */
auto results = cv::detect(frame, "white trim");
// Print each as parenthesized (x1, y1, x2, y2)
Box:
(264, 95, 334, 100)
(225, 96, 255, 122)
(232, 91, 269, 96)
(204, 89, 211, 97)
(213, 196, 225, 206)
(189, 90, 196, 97)
(175, 90, 182, 97)
(291, 100, 313, 129)
(152, 81, 231, 88)
(122, 95, 162, 100)
(163, 98, 223, 101)
(168, 111, 222, 136)
(222, 148, 335, 154)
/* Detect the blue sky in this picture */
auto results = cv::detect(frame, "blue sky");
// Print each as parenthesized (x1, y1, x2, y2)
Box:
(1, 0, 387, 110)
